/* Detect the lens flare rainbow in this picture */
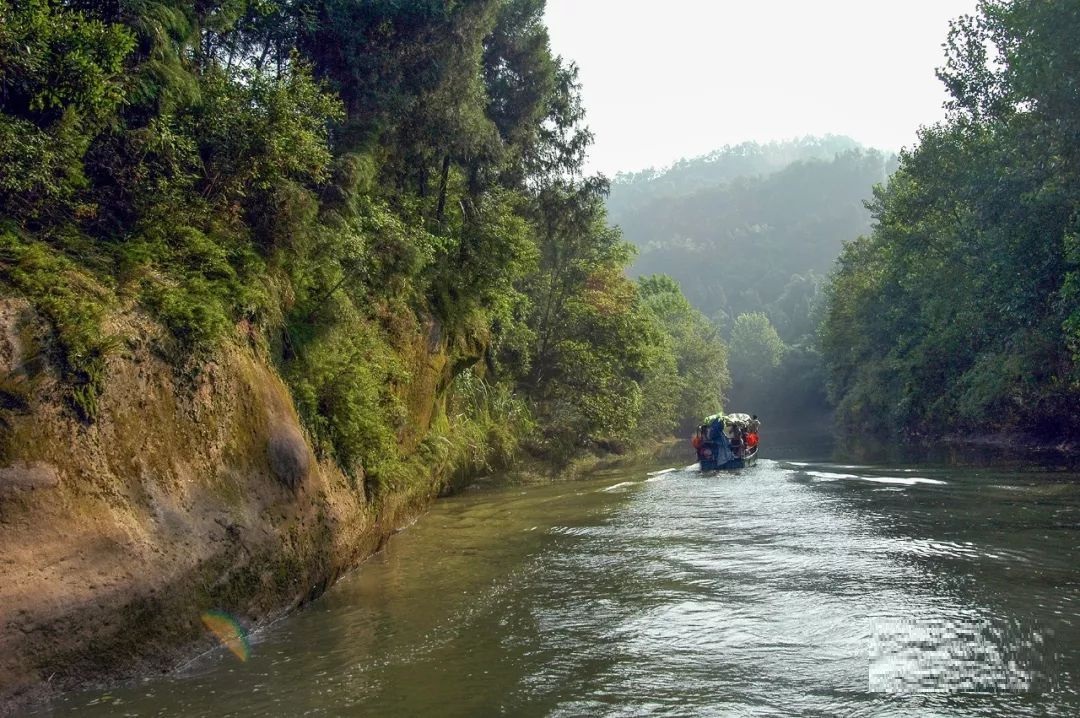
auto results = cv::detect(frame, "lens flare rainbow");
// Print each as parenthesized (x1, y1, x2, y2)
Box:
(200, 610, 251, 662)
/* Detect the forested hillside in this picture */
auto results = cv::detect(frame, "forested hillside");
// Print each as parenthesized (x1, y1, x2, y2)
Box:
(607, 135, 864, 226)
(610, 140, 895, 334)
(606, 138, 895, 423)
(821, 0, 1080, 441)
(0, 0, 724, 484)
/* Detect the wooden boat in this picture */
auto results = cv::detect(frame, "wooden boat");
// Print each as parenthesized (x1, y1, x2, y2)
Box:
(692, 412, 759, 471)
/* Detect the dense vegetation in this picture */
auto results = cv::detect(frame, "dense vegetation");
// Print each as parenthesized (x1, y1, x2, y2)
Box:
(610, 138, 895, 334)
(0, 0, 726, 490)
(821, 0, 1080, 441)
(608, 135, 865, 226)
(608, 138, 895, 424)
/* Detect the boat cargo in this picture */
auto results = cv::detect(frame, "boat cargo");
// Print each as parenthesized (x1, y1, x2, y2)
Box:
(692, 412, 759, 471)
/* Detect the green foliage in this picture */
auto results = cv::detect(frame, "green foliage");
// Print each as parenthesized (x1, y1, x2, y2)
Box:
(0, 0, 134, 118)
(724, 312, 786, 413)
(483, 0, 556, 171)
(192, 62, 344, 202)
(0, 0, 134, 221)
(513, 177, 661, 459)
(0, 231, 115, 419)
(611, 144, 895, 335)
(525, 271, 650, 458)
(283, 301, 405, 489)
(122, 222, 269, 348)
(0, 0, 711, 490)
(422, 370, 535, 486)
(729, 312, 784, 385)
(821, 0, 1080, 439)
(638, 274, 729, 434)
(1064, 232, 1080, 362)
(605, 140, 878, 427)
(427, 186, 537, 331)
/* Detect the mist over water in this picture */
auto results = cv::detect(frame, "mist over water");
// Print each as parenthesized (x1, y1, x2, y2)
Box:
(44, 455, 1080, 717)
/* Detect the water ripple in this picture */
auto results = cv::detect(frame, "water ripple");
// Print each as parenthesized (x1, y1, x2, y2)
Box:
(41, 457, 1080, 717)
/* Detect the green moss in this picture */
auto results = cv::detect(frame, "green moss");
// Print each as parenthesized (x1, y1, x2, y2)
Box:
(0, 231, 117, 420)
(282, 297, 407, 492)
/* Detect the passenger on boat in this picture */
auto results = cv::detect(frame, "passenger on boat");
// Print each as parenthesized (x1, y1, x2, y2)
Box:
(744, 415, 760, 453)
(730, 430, 744, 458)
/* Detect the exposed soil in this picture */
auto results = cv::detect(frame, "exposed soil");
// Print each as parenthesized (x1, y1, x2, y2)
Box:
(0, 302, 442, 717)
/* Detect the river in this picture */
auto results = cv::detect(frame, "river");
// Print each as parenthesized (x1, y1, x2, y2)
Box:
(41, 445, 1080, 717)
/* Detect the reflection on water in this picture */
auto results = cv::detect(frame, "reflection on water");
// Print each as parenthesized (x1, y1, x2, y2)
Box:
(42, 455, 1080, 717)
(869, 614, 1045, 693)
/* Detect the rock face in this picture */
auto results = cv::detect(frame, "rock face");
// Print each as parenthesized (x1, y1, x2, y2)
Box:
(267, 422, 311, 490)
(0, 462, 60, 491)
(0, 306, 447, 717)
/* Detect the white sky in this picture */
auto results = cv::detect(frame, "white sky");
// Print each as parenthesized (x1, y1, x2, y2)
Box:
(543, 0, 981, 176)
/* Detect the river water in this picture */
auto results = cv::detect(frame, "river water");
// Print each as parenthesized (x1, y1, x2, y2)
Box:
(44, 447, 1080, 717)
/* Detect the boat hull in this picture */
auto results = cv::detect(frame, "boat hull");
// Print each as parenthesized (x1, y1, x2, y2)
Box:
(700, 448, 758, 472)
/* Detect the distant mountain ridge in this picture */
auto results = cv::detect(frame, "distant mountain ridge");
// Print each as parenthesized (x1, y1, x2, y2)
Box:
(606, 136, 897, 341)
(607, 135, 870, 223)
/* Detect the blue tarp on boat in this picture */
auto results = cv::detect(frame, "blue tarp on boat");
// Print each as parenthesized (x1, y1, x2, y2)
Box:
(694, 412, 758, 471)
(698, 416, 735, 470)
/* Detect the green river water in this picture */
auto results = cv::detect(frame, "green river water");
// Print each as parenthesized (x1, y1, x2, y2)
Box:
(41, 443, 1080, 717)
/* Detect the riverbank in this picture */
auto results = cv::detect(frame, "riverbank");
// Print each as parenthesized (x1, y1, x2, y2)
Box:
(943, 431, 1077, 454)
(828, 428, 1078, 470)
(0, 301, 480, 717)
(0, 293, 673, 717)
(37, 450, 1080, 716)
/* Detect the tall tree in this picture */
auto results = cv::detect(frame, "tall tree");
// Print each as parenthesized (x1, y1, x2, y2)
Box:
(638, 274, 729, 433)
(821, 0, 1080, 440)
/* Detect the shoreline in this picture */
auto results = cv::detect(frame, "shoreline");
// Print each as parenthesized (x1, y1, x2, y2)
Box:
(0, 311, 459, 718)
(7, 424, 1074, 717)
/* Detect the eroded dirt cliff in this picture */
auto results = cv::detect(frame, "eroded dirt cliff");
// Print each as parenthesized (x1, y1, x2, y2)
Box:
(0, 300, 443, 715)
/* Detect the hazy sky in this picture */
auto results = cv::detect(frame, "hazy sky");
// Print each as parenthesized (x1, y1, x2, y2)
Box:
(543, 0, 981, 176)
